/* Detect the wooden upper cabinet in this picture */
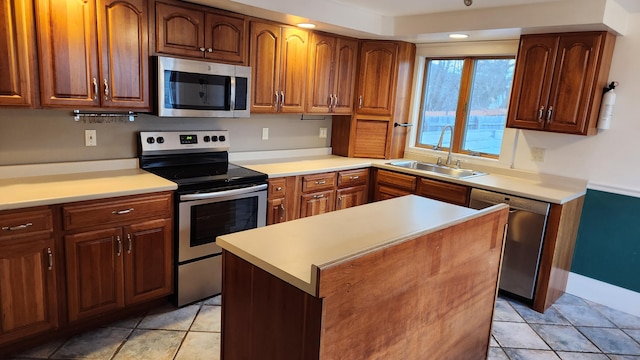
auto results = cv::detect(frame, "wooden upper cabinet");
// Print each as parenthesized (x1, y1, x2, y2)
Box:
(154, 1, 247, 64)
(35, 0, 149, 109)
(307, 33, 357, 114)
(0, 0, 38, 107)
(356, 41, 399, 116)
(250, 20, 308, 113)
(507, 32, 616, 135)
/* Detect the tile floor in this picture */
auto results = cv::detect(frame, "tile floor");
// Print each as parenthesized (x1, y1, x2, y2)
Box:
(7, 293, 640, 359)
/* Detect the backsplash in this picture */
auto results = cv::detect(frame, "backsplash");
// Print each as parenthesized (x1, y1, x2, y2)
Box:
(0, 109, 332, 165)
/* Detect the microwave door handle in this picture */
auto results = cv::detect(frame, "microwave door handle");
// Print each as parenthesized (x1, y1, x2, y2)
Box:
(230, 76, 236, 110)
(179, 184, 267, 201)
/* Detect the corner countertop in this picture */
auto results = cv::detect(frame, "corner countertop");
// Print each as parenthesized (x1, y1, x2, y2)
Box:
(0, 160, 177, 211)
(218, 195, 503, 296)
(235, 155, 586, 204)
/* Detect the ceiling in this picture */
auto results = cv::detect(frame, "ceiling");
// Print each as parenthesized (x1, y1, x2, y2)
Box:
(189, 0, 637, 42)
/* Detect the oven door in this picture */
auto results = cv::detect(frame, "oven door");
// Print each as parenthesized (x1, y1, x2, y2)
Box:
(177, 184, 267, 263)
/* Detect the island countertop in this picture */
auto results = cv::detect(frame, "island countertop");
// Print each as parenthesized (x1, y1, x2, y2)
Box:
(217, 195, 506, 296)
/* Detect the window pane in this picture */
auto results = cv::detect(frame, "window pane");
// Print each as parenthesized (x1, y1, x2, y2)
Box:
(462, 59, 515, 155)
(418, 59, 464, 148)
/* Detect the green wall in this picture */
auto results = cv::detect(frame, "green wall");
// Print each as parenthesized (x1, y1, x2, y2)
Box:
(571, 189, 640, 293)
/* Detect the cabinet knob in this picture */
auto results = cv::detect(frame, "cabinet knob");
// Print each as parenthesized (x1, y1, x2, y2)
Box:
(199, 47, 206, 52)
(207, 48, 213, 52)
(276, 186, 282, 191)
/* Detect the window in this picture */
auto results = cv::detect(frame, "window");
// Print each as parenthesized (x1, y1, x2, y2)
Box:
(415, 57, 515, 158)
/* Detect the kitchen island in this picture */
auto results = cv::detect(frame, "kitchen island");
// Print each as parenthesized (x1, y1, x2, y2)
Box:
(217, 195, 509, 359)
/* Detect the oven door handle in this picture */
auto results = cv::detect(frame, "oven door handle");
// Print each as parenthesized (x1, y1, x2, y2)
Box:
(179, 184, 267, 201)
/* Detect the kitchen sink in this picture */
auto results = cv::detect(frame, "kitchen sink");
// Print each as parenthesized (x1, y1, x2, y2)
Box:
(386, 160, 488, 179)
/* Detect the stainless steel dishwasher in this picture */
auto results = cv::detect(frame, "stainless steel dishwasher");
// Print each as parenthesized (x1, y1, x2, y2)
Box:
(469, 188, 550, 301)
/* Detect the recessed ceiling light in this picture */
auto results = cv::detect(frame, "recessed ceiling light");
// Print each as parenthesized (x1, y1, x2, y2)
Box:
(449, 33, 469, 39)
(297, 23, 316, 29)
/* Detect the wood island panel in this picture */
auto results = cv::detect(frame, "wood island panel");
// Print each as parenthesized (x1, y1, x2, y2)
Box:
(221, 197, 508, 360)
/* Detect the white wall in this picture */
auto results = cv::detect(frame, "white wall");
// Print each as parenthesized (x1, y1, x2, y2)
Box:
(511, 13, 640, 195)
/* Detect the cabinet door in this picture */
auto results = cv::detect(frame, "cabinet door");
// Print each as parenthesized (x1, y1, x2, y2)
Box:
(98, 0, 149, 109)
(336, 185, 367, 210)
(267, 197, 287, 225)
(0, 237, 57, 345)
(279, 27, 308, 113)
(0, 0, 38, 107)
(545, 33, 602, 134)
(416, 178, 470, 206)
(36, 0, 100, 107)
(204, 12, 246, 64)
(154, 2, 205, 58)
(307, 33, 335, 113)
(123, 218, 172, 305)
(299, 190, 335, 218)
(507, 35, 558, 130)
(332, 37, 358, 114)
(353, 117, 391, 159)
(250, 21, 280, 113)
(65, 227, 124, 321)
(356, 41, 398, 116)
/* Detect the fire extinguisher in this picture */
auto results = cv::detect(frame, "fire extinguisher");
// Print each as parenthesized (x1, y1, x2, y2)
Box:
(597, 81, 618, 130)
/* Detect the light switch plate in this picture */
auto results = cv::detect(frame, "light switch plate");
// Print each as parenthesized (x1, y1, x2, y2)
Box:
(262, 128, 269, 140)
(85, 130, 97, 146)
(319, 128, 327, 138)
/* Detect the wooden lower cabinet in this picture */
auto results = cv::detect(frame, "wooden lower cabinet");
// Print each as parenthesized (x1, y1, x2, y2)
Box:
(63, 193, 173, 322)
(336, 186, 367, 210)
(416, 177, 470, 206)
(300, 189, 335, 218)
(0, 236, 58, 345)
(0, 208, 58, 346)
(373, 169, 417, 201)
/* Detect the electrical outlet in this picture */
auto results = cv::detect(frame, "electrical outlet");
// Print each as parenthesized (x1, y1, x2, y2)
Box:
(319, 127, 327, 138)
(85, 130, 97, 146)
(262, 128, 269, 140)
(531, 147, 545, 162)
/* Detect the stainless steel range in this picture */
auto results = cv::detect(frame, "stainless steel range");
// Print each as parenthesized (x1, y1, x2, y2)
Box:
(139, 130, 267, 306)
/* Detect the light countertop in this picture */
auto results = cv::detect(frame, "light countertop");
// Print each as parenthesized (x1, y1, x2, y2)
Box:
(217, 195, 505, 296)
(0, 167, 176, 211)
(235, 155, 586, 204)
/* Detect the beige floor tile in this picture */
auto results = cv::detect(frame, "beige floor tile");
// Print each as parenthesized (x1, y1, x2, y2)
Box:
(11, 338, 66, 359)
(50, 327, 131, 359)
(174, 332, 221, 360)
(137, 304, 199, 331)
(112, 329, 184, 360)
(203, 295, 221, 306)
(191, 305, 222, 332)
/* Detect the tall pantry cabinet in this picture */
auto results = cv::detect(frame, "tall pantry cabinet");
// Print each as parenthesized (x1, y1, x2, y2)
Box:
(35, 0, 150, 109)
(332, 41, 416, 159)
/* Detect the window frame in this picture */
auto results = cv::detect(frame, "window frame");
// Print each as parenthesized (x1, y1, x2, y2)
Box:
(414, 56, 515, 159)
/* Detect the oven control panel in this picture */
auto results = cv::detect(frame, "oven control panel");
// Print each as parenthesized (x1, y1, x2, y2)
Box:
(140, 130, 230, 154)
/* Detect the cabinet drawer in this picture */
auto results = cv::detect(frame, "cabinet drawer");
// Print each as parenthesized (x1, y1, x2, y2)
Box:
(301, 172, 337, 192)
(0, 208, 53, 240)
(338, 168, 369, 188)
(62, 193, 172, 231)
(268, 178, 287, 199)
(416, 178, 470, 206)
(376, 169, 416, 192)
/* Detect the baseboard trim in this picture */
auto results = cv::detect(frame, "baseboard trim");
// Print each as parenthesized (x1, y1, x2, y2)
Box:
(566, 272, 640, 317)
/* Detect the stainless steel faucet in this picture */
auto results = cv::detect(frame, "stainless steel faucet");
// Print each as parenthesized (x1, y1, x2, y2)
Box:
(434, 125, 454, 166)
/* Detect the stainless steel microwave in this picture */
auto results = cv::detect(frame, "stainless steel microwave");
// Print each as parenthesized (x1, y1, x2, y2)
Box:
(156, 56, 251, 118)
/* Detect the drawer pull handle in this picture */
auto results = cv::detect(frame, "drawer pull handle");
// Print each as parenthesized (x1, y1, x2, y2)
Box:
(2, 222, 33, 231)
(538, 106, 544, 121)
(315, 180, 326, 185)
(116, 236, 122, 257)
(313, 194, 325, 199)
(47, 247, 53, 271)
(127, 233, 132, 254)
(546, 106, 553, 122)
(349, 176, 360, 180)
(112, 208, 134, 215)
(276, 186, 282, 191)
(279, 204, 285, 221)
